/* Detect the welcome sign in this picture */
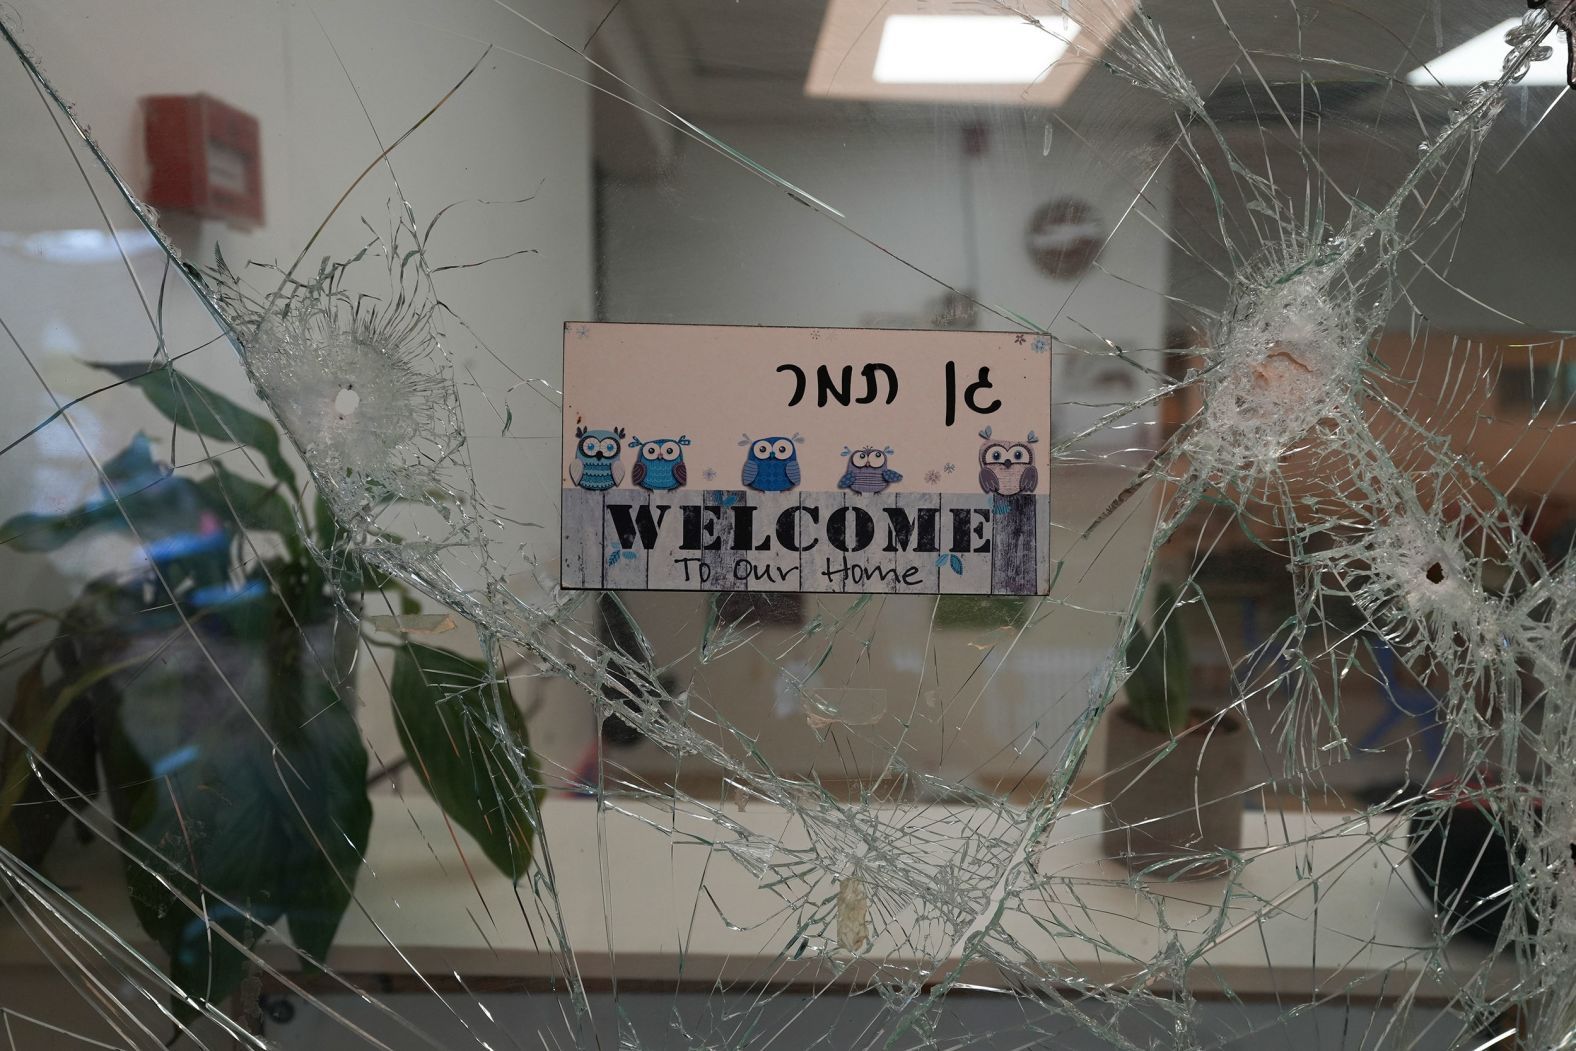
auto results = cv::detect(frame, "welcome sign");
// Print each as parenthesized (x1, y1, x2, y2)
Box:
(561, 323, 1052, 595)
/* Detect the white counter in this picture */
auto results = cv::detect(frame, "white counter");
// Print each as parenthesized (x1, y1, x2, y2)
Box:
(1, 794, 1512, 1004)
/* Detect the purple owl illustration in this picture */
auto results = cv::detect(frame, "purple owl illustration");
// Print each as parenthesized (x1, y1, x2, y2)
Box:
(838, 446, 902, 494)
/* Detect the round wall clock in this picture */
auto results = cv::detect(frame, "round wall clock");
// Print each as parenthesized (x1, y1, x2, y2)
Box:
(1026, 197, 1104, 280)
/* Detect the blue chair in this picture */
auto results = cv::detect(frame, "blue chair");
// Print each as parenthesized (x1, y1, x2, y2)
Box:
(1235, 595, 1291, 700)
(1353, 637, 1446, 764)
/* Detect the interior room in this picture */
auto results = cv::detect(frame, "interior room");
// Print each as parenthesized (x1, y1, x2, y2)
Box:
(1, 0, 1574, 1048)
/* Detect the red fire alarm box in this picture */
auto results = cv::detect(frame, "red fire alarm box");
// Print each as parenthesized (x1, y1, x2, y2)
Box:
(141, 94, 264, 229)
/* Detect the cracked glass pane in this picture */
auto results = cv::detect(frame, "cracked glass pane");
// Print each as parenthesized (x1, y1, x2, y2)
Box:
(2, 0, 1575, 1048)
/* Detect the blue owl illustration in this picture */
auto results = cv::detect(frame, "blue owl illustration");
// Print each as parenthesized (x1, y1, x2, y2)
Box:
(570, 425, 626, 491)
(838, 445, 902, 494)
(630, 435, 690, 491)
(740, 433, 802, 492)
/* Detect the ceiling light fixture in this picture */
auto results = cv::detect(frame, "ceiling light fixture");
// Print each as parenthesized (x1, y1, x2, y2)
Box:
(872, 15, 1079, 85)
(805, 0, 1129, 108)
(1407, 18, 1568, 86)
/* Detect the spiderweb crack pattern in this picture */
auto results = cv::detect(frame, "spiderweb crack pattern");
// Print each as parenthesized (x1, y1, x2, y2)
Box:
(2, 1, 1576, 1049)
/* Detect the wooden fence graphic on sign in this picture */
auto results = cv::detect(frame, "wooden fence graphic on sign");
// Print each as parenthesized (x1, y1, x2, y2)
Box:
(561, 488, 1049, 595)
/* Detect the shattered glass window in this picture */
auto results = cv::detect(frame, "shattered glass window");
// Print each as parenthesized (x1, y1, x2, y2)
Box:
(3, 0, 1576, 1047)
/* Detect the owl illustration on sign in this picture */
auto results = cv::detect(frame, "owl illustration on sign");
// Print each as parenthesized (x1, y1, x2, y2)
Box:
(740, 434, 802, 492)
(570, 425, 626, 491)
(630, 435, 690, 491)
(838, 446, 902, 494)
(978, 426, 1038, 496)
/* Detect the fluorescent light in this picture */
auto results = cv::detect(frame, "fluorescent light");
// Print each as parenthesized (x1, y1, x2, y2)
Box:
(872, 14, 1079, 85)
(1407, 17, 1568, 86)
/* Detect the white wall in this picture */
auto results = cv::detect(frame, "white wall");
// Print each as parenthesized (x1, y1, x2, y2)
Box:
(0, 0, 593, 778)
(602, 119, 1169, 344)
(1166, 122, 1576, 335)
(579, 118, 1172, 792)
(0, 0, 592, 542)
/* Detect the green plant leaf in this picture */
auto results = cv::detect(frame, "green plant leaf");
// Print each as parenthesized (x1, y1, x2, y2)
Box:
(0, 504, 121, 553)
(313, 487, 338, 552)
(277, 623, 373, 966)
(196, 462, 298, 538)
(311, 494, 417, 607)
(0, 655, 63, 861)
(92, 600, 368, 1019)
(2, 435, 162, 551)
(1, 435, 227, 568)
(88, 361, 297, 491)
(392, 643, 543, 882)
(1123, 617, 1168, 735)
(0, 642, 137, 863)
(1122, 581, 1195, 736)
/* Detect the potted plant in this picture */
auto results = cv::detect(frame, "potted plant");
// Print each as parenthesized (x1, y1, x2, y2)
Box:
(1101, 582, 1247, 878)
(0, 360, 542, 1023)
